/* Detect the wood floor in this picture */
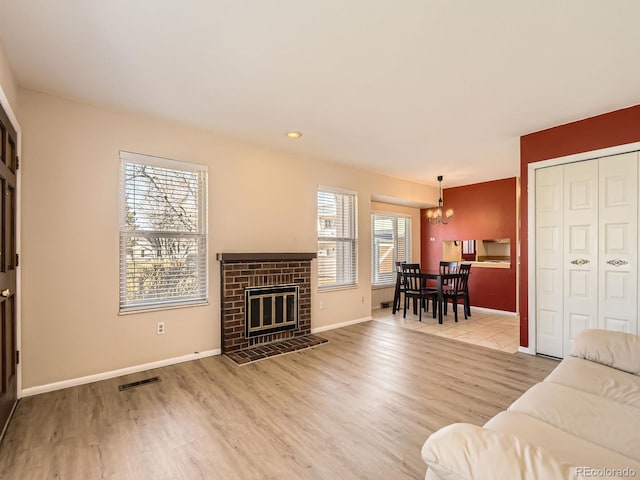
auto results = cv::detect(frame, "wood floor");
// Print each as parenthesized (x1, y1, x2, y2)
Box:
(0, 321, 558, 480)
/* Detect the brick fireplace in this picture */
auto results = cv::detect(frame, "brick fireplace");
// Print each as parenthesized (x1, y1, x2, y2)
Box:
(217, 252, 317, 354)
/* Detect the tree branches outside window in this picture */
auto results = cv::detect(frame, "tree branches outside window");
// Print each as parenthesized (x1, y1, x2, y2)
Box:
(119, 152, 207, 312)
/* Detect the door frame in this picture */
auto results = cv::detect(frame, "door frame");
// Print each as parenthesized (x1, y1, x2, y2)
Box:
(0, 86, 21, 399)
(527, 140, 640, 355)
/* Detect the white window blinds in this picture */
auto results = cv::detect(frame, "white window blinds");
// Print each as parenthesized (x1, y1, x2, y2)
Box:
(317, 186, 358, 289)
(371, 213, 411, 286)
(119, 151, 208, 312)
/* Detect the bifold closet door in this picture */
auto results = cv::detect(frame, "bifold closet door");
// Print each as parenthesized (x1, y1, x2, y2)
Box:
(598, 152, 638, 335)
(535, 165, 564, 358)
(562, 160, 599, 356)
(535, 152, 640, 359)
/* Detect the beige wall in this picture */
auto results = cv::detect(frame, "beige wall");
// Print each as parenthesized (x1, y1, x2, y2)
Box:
(0, 40, 18, 115)
(19, 89, 438, 388)
(370, 201, 421, 309)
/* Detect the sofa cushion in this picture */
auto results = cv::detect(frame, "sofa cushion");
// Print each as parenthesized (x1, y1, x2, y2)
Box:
(485, 411, 640, 470)
(421, 423, 578, 480)
(509, 382, 640, 461)
(545, 356, 640, 409)
(572, 329, 640, 375)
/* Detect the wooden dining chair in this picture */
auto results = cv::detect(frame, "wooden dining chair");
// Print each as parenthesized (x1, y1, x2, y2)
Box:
(399, 263, 421, 314)
(441, 263, 471, 322)
(393, 262, 419, 314)
(392, 261, 406, 314)
(402, 269, 430, 322)
(461, 263, 472, 317)
(439, 261, 458, 284)
(425, 261, 459, 313)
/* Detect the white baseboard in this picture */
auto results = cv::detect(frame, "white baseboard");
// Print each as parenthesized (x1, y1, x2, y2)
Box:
(311, 316, 372, 334)
(20, 349, 221, 398)
(471, 306, 518, 316)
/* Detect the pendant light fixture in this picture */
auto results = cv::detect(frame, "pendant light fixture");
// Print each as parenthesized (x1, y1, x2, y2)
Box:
(425, 175, 453, 225)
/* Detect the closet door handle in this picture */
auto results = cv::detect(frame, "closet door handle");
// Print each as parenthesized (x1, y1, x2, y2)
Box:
(570, 258, 589, 266)
(607, 259, 628, 267)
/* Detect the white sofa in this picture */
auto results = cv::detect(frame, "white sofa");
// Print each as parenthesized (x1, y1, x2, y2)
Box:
(421, 329, 640, 480)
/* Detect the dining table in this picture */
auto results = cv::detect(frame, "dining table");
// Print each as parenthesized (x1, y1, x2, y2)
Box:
(419, 270, 462, 324)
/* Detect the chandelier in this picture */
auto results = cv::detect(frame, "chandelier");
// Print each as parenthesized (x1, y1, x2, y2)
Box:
(425, 175, 453, 225)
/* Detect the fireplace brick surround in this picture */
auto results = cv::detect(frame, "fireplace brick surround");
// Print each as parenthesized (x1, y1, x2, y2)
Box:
(217, 253, 317, 354)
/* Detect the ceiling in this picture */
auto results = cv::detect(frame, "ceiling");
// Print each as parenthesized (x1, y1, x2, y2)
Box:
(1, 1, 639, 188)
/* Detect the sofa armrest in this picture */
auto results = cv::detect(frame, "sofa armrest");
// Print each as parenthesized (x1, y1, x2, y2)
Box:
(421, 423, 579, 480)
(572, 329, 640, 375)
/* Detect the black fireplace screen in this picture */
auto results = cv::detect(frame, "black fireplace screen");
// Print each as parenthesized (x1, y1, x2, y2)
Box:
(245, 285, 299, 338)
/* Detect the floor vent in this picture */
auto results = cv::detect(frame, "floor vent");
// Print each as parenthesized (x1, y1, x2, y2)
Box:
(118, 376, 161, 391)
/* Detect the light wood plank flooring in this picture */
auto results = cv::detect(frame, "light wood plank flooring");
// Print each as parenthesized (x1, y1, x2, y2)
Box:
(0, 321, 558, 479)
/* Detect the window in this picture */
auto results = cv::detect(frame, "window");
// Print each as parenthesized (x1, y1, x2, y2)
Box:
(317, 186, 358, 289)
(371, 213, 411, 286)
(119, 151, 208, 312)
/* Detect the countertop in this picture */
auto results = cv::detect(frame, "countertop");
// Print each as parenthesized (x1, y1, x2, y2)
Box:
(467, 260, 510, 269)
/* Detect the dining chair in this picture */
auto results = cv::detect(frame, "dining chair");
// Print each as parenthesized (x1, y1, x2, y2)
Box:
(461, 263, 472, 317)
(425, 261, 459, 313)
(392, 262, 422, 314)
(439, 261, 458, 283)
(441, 263, 472, 322)
(400, 263, 421, 314)
(402, 269, 430, 322)
(392, 261, 406, 314)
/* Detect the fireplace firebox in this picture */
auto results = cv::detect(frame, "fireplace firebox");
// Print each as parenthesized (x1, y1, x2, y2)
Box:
(245, 285, 299, 338)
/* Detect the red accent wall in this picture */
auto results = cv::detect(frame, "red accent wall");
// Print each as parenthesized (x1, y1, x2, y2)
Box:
(520, 104, 640, 347)
(420, 178, 517, 312)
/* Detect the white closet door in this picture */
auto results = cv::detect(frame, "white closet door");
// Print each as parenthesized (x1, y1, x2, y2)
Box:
(535, 166, 564, 357)
(563, 160, 599, 356)
(598, 152, 638, 335)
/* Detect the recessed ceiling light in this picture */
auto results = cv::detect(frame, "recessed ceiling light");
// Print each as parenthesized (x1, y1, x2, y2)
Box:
(286, 131, 302, 139)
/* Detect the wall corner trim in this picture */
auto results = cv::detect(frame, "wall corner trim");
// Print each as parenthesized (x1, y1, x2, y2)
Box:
(517, 346, 535, 355)
(20, 349, 221, 398)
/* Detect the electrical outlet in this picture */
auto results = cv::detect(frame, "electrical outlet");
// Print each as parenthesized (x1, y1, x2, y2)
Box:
(156, 322, 165, 335)
(361, 296, 365, 303)
(320, 301, 325, 310)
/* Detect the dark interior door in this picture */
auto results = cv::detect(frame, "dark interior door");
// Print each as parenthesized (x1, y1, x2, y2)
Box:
(0, 102, 17, 435)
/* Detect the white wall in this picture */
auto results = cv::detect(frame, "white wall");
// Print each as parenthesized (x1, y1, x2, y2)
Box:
(19, 89, 438, 389)
(0, 40, 18, 114)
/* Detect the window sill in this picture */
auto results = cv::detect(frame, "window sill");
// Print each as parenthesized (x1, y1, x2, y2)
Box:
(318, 284, 359, 293)
(119, 300, 209, 315)
(372, 283, 395, 290)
